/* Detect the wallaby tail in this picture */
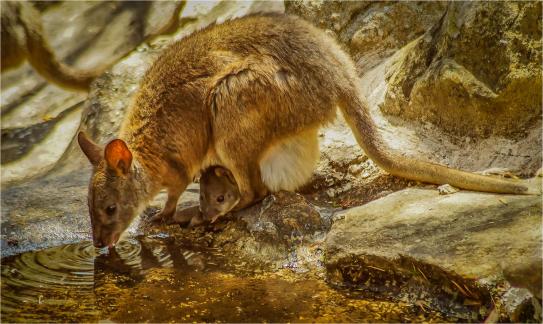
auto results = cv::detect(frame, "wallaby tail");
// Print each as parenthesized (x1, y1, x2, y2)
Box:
(338, 88, 531, 195)
(20, 3, 105, 91)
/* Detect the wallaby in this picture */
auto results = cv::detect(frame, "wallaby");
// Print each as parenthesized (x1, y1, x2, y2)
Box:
(198, 166, 241, 224)
(1, 1, 185, 91)
(78, 13, 530, 248)
(196, 130, 320, 224)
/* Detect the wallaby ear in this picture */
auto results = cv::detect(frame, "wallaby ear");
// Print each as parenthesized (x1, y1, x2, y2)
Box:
(104, 139, 133, 175)
(214, 167, 227, 178)
(78, 131, 102, 166)
(214, 167, 236, 185)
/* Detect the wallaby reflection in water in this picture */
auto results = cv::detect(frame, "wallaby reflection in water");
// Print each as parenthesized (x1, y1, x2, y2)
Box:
(93, 237, 207, 289)
(1, 237, 211, 322)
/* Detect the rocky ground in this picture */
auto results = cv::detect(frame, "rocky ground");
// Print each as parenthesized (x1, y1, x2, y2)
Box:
(1, 1, 541, 322)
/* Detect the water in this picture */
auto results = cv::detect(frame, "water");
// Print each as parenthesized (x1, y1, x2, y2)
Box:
(1, 236, 448, 322)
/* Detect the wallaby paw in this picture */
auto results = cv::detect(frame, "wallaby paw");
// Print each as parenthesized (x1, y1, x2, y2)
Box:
(187, 214, 206, 228)
(150, 210, 173, 224)
(167, 206, 201, 226)
(438, 184, 460, 195)
(149, 213, 165, 224)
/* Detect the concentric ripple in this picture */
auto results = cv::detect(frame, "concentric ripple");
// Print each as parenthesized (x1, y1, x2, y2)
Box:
(1, 238, 177, 322)
(1, 241, 98, 322)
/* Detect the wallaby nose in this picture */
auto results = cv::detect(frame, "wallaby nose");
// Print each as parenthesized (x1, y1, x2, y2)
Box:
(203, 209, 221, 223)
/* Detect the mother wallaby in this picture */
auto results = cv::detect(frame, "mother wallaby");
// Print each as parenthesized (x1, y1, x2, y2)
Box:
(78, 13, 528, 248)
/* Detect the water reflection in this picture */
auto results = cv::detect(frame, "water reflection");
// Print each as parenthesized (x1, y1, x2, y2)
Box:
(1, 235, 210, 322)
(2, 235, 448, 323)
(2, 241, 97, 322)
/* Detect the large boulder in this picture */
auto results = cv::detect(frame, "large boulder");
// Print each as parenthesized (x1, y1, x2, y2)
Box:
(325, 177, 542, 322)
(381, 1, 542, 139)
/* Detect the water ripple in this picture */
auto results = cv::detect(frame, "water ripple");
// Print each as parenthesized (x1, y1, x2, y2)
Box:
(0, 239, 162, 322)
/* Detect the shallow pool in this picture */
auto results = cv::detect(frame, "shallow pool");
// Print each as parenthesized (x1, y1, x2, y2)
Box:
(1, 236, 448, 322)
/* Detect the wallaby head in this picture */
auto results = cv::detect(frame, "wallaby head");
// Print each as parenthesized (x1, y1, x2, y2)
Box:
(199, 166, 240, 223)
(78, 132, 149, 248)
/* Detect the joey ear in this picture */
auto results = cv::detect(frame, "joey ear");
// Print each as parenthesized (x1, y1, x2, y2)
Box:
(214, 167, 227, 178)
(78, 131, 102, 166)
(104, 139, 133, 175)
(214, 167, 236, 185)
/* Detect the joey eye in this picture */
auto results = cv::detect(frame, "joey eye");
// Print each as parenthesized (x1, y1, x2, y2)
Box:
(216, 195, 224, 203)
(105, 204, 117, 216)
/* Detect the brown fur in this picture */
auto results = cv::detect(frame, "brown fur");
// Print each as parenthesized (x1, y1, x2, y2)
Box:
(79, 13, 529, 247)
(198, 166, 241, 223)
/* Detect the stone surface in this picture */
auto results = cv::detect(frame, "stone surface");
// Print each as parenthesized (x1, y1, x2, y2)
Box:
(381, 1, 542, 139)
(300, 116, 412, 209)
(325, 176, 542, 320)
(503, 257, 543, 299)
(288, 1, 542, 176)
(285, 1, 447, 73)
(358, 31, 541, 177)
(1, 1, 184, 184)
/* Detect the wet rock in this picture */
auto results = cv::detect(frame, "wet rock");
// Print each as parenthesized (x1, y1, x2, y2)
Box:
(325, 176, 542, 321)
(240, 191, 325, 243)
(1, 172, 92, 257)
(190, 191, 328, 269)
(501, 288, 541, 323)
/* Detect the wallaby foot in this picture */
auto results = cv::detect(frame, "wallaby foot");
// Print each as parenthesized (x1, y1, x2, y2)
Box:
(438, 184, 460, 195)
(187, 213, 206, 228)
(150, 209, 174, 223)
(166, 205, 201, 226)
(151, 188, 183, 224)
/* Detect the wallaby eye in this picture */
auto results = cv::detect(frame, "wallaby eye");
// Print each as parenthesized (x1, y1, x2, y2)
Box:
(105, 204, 117, 216)
(217, 195, 224, 203)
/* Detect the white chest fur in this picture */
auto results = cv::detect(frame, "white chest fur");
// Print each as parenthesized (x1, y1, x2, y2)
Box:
(259, 129, 320, 192)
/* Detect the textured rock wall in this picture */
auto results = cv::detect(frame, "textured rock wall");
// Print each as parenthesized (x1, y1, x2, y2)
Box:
(382, 1, 542, 139)
(285, 1, 447, 73)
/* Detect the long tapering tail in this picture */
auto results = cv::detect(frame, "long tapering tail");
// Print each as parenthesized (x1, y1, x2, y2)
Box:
(339, 88, 530, 195)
